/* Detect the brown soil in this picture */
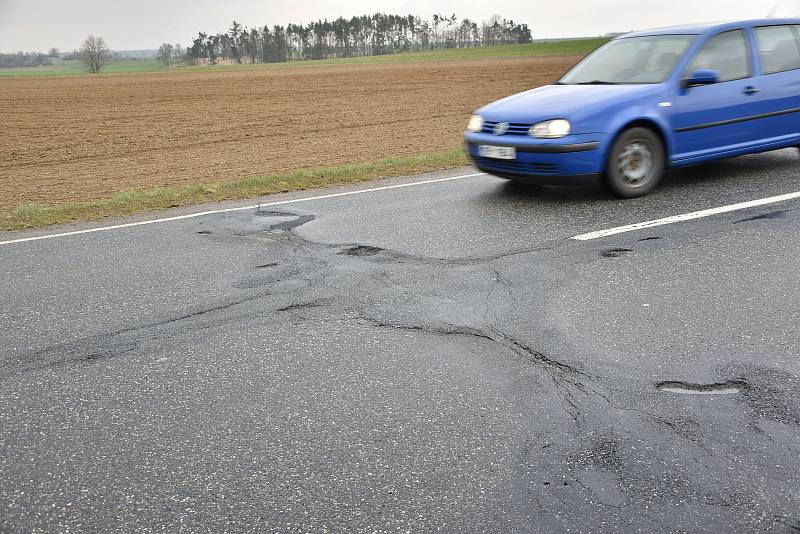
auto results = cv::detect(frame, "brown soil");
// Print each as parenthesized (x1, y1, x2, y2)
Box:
(0, 55, 579, 209)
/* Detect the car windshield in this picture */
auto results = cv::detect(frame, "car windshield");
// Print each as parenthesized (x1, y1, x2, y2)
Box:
(559, 35, 695, 84)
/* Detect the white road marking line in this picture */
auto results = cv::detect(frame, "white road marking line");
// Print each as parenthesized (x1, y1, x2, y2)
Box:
(572, 190, 800, 241)
(0, 172, 487, 247)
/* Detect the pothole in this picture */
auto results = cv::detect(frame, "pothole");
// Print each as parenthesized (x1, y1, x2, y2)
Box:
(656, 380, 747, 395)
(340, 245, 384, 257)
(601, 248, 632, 258)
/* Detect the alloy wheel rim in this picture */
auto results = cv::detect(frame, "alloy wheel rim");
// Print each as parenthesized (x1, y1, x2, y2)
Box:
(618, 141, 653, 186)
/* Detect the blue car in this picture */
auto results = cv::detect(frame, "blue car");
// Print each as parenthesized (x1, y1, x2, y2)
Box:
(465, 19, 800, 197)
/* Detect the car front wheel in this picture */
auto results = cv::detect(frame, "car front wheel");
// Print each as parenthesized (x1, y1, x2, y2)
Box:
(605, 127, 665, 198)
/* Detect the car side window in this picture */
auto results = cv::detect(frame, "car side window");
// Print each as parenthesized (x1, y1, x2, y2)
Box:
(687, 30, 751, 82)
(755, 25, 800, 74)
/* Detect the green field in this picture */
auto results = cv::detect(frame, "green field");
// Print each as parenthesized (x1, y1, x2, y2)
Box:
(223, 38, 609, 67)
(0, 58, 166, 77)
(0, 38, 607, 78)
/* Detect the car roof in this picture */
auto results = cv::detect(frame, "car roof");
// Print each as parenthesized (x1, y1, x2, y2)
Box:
(620, 18, 800, 38)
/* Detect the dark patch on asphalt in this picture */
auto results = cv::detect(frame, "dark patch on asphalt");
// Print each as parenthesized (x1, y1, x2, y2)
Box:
(577, 438, 624, 471)
(82, 342, 139, 364)
(197, 230, 212, 235)
(253, 209, 317, 231)
(3, 294, 270, 377)
(601, 248, 633, 258)
(356, 317, 599, 420)
(734, 209, 792, 224)
(340, 245, 385, 257)
(730, 366, 800, 426)
(256, 263, 279, 269)
(648, 416, 707, 451)
(638, 237, 661, 241)
(271, 215, 316, 231)
(656, 380, 748, 395)
(356, 318, 584, 377)
(4, 339, 141, 377)
(277, 298, 332, 313)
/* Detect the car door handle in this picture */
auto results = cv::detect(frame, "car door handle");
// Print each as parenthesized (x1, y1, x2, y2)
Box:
(743, 86, 761, 95)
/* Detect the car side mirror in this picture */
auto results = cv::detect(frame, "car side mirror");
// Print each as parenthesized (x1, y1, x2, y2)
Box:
(684, 69, 720, 88)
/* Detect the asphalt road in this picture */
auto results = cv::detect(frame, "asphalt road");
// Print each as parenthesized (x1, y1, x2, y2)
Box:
(1, 149, 799, 533)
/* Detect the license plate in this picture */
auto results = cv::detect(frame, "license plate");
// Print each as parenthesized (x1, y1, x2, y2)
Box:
(478, 145, 516, 160)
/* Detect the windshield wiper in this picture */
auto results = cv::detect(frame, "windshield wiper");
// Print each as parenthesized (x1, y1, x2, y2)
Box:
(575, 80, 618, 85)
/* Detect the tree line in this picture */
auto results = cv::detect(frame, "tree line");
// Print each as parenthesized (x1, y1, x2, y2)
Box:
(0, 51, 57, 69)
(186, 13, 533, 64)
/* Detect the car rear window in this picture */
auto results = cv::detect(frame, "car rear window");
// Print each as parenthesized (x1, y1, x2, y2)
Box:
(687, 30, 751, 82)
(755, 25, 800, 74)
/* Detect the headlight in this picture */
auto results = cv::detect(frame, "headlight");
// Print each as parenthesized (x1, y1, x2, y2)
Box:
(467, 115, 484, 133)
(530, 119, 571, 139)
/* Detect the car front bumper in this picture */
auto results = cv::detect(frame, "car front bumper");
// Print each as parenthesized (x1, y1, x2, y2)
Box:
(464, 132, 608, 183)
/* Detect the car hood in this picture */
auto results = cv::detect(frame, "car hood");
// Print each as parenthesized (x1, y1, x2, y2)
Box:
(477, 84, 663, 133)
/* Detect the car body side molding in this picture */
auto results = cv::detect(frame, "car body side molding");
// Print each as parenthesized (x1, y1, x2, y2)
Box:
(675, 106, 800, 132)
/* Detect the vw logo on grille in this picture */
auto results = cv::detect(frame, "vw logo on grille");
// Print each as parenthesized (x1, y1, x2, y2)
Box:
(493, 122, 510, 136)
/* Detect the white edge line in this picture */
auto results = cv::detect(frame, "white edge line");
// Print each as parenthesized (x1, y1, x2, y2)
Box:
(0, 172, 487, 247)
(572, 190, 800, 241)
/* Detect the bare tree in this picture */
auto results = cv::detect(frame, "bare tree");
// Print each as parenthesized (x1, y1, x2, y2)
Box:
(173, 43, 184, 63)
(157, 43, 175, 66)
(80, 35, 111, 73)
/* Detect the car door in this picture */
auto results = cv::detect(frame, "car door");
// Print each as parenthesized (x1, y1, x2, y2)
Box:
(751, 24, 800, 142)
(669, 29, 764, 161)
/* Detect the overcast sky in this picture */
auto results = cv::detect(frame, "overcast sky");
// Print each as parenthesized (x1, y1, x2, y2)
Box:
(0, 0, 792, 53)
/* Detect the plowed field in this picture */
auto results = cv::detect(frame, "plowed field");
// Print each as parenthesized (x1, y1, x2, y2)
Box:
(0, 55, 578, 209)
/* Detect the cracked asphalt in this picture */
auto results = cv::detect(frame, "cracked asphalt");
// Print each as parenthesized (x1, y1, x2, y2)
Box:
(1, 149, 799, 533)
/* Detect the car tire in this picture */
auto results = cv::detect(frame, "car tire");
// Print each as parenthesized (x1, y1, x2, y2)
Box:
(605, 127, 665, 198)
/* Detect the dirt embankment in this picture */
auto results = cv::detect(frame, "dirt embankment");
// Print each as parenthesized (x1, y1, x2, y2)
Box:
(0, 55, 578, 208)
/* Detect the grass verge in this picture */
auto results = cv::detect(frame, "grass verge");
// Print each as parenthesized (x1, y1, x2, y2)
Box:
(1, 149, 470, 232)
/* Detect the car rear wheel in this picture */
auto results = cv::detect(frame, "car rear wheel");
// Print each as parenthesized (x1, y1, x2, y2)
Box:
(605, 127, 665, 198)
